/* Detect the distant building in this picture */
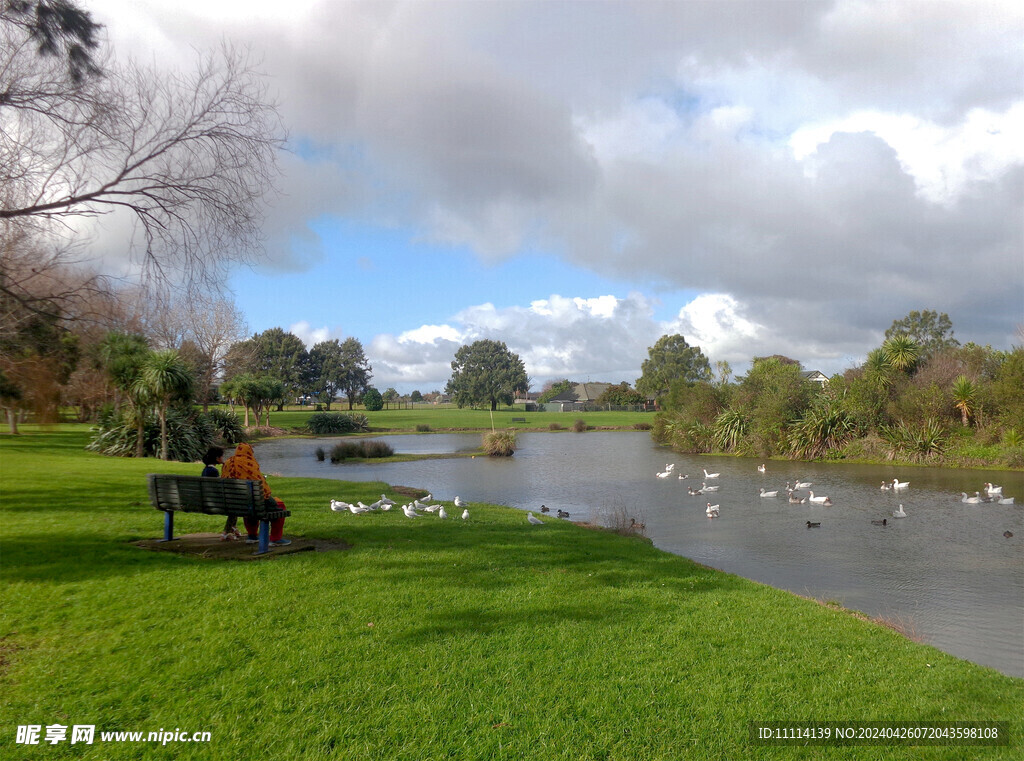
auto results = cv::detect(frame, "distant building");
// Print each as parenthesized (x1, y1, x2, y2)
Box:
(546, 382, 615, 412)
(801, 370, 829, 387)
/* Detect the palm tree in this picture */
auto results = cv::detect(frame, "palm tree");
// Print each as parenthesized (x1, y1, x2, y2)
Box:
(98, 332, 150, 456)
(882, 335, 921, 374)
(137, 350, 194, 460)
(951, 375, 976, 427)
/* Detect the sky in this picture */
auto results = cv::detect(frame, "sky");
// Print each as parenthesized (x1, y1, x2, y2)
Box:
(84, 0, 1023, 394)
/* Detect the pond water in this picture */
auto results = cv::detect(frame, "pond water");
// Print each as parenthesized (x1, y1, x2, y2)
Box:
(254, 432, 1024, 677)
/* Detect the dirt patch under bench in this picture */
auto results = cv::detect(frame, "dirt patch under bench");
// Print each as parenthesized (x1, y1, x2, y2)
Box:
(133, 532, 351, 560)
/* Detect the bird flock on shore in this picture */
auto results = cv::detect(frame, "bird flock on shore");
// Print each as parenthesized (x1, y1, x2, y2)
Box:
(328, 493, 572, 525)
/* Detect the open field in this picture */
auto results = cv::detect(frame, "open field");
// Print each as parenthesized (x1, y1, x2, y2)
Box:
(240, 405, 653, 434)
(2, 427, 1021, 759)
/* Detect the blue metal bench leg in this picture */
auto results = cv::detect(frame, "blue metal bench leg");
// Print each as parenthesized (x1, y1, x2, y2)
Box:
(255, 520, 270, 555)
(159, 511, 175, 542)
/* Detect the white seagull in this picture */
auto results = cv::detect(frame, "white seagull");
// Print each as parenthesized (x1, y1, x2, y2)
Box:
(461, 509, 470, 520)
(379, 494, 396, 506)
(350, 503, 370, 514)
(402, 504, 420, 518)
(454, 496, 467, 508)
(330, 499, 351, 512)
(438, 506, 448, 519)
(892, 504, 907, 518)
(527, 512, 544, 525)
(703, 468, 720, 479)
(759, 488, 778, 498)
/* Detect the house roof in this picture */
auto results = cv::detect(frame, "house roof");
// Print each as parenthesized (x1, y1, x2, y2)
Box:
(548, 382, 614, 403)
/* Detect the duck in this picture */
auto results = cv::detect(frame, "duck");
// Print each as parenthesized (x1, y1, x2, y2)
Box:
(556, 509, 570, 518)
(705, 503, 720, 517)
(961, 492, 982, 504)
(527, 512, 544, 525)
(678, 473, 689, 480)
(759, 488, 778, 498)
(892, 504, 907, 518)
(788, 494, 806, 504)
(757, 464, 766, 473)
(998, 496, 1015, 505)
(806, 521, 821, 528)
(794, 479, 813, 489)
(703, 468, 720, 479)
(880, 481, 892, 491)
(892, 478, 910, 490)
(630, 518, 646, 531)
(540, 505, 550, 513)
(438, 506, 448, 519)
(461, 509, 470, 520)
(701, 482, 720, 492)
(1004, 531, 1014, 538)
(454, 496, 467, 508)
(808, 491, 830, 504)
(665, 463, 675, 471)
(985, 483, 1003, 495)
(687, 486, 703, 496)
(871, 519, 888, 526)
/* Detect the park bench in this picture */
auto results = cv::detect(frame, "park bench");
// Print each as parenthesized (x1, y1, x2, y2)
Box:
(510, 417, 526, 423)
(147, 474, 291, 555)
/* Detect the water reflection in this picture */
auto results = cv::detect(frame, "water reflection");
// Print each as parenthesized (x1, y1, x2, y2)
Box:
(254, 432, 1024, 677)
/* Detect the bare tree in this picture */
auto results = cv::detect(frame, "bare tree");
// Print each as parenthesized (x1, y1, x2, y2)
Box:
(1, 12, 285, 290)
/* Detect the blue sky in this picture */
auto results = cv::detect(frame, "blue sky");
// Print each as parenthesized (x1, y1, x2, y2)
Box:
(87, 1, 1023, 393)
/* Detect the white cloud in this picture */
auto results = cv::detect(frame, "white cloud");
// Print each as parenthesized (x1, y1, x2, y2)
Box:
(289, 321, 343, 348)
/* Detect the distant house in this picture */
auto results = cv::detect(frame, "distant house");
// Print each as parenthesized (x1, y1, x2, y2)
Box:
(547, 382, 614, 412)
(801, 370, 829, 387)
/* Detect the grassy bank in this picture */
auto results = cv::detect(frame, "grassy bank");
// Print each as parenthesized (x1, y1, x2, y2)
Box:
(2, 428, 1021, 759)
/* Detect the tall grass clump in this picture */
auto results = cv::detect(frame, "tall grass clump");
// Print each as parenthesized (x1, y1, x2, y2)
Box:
(548, 422, 564, 431)
(482, 430, 516, 456)
(87, 406, 214, 461)
(329, 440, 394, 462)
(415, 424, 431, 432)
(307, 412, 370, 434)
(879, 418, 947, 461)
(571, 419, 588, 432)
(204, 408, 245, 443)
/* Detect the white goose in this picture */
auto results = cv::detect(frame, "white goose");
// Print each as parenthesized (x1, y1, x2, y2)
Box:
(961, 492, 982, 504)
(706, 502, 720, 517)
(759, 488, 778, 498)
(527, 512, 544, 525)
(892, 478, 910, 490)
(757, 464, 766, 473)
(998, 496, 1015, 505)
(656, 470, 673, 479)
(985, 483, 1003, 496)
(703, 468, 720, 479)
(808, 491, 831, 504)
(794, 479, 812, 489)
(892, 504, 907, 518)
(701, 482, 720, 492)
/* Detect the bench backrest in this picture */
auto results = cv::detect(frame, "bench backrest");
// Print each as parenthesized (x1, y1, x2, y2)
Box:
(147, 474, 263, 517)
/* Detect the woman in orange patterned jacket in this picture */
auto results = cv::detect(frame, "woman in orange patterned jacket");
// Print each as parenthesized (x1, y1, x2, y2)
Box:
(221, 443, 291, 547)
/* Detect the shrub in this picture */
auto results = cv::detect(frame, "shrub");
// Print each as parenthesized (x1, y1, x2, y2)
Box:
(203, 408, 245, 443)
(879, 418, 947, 461)
(307, 412, 370, 435)
(329, 440, 394, 462)
(548, 422, 564, 431)
(87, 405, 214, 462)
(415, 424, 431, 432)
(482, 430, 516, 456)
(571, 419, 587, 433)
(314, 447, 325, 462)
(633, 421, 652, 431)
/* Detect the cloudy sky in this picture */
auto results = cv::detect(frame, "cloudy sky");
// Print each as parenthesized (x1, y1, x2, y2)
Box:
(87, 0, 1022, 393)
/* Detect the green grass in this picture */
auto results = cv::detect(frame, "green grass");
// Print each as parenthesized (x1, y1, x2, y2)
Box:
(247, 405, 652, 433)
(2, 426, 1022, 760)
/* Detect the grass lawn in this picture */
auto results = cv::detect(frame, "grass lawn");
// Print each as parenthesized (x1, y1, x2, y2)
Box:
(246, 405, 652, 434)
(2, 427, 1021, 759)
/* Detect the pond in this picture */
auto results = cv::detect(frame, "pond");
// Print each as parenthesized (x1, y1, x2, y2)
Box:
(254, 432, 1024, 677)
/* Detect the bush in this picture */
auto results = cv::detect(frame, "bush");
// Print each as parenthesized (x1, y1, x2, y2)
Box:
(571, 419, 587, 433)
(633, 422, 652, 431)
(307, 412, 370, 435)
(203, 408, 245, 443)
(482, 430, 516, 456)
(548, 422, 564, 431)
(314, 447, 325, 462)
(362, 387, 383, 411)
(87, 405, 214, 462)
(328, 440, 394, 462)
(415, 424, 431, 432)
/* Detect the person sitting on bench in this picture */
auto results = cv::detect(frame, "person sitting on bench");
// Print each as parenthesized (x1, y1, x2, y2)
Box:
(201, 446, 242, 542)
(221, 443, 291, 547)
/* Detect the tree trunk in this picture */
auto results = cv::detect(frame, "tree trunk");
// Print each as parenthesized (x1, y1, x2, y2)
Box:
(159, 409, 169, 460)
(243, 405, 250, 427)
(135, 417, 145, 458)
(5, 408, 18, 434)
(490, 399, 497, 411)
